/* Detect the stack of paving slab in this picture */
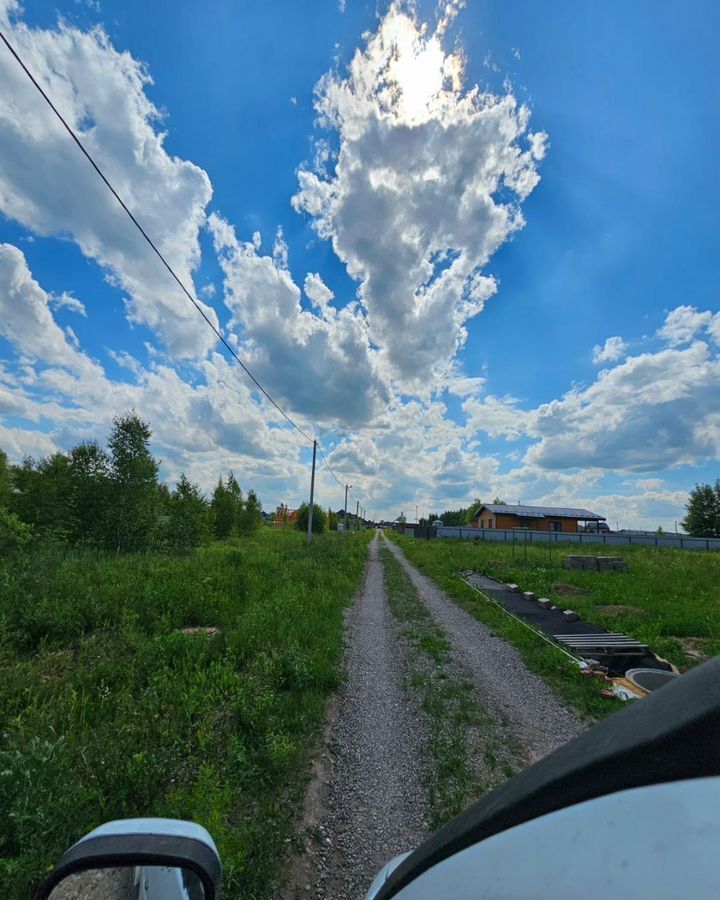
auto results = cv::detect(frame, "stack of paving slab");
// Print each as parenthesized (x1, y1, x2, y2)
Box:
(563, 555, 628, 572)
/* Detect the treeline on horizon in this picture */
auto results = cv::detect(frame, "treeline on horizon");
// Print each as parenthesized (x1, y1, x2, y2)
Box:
(418, 497, 505, 527)
(0, 412, 263, 555)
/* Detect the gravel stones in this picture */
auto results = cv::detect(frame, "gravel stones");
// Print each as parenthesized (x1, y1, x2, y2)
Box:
(383, 537, 585, 763)
(288, 535, 587, 898)
(307, 535, 430, 900)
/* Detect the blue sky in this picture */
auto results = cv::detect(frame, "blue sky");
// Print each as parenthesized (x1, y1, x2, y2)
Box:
(0, 0, 718, 528)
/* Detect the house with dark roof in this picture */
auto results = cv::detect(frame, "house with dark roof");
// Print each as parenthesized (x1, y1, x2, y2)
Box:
(471, 503, 605, 533)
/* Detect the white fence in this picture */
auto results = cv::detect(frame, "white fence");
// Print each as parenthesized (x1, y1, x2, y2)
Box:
(434, 525, 720, 552)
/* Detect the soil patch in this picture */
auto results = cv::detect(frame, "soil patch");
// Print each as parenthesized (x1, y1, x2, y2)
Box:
(678, 637, 709, 663)
(487, 560, 508, 569)
(596, 605, 645, 617)
(552, 582, 590, 596)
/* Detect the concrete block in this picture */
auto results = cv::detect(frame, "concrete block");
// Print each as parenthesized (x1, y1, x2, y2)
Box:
(506, 583, 519, 592)
(565, 555, 628, 574)
(538, 598, 552, 609)
(597, 556, 628, 572)
(564, 556, 598, 571)
(563, 609, 579, 622)
(523, 591, 537, 601)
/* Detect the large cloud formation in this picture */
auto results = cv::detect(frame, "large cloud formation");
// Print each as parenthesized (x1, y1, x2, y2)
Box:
(293, 1, 546, 391)
(463, 306, 720, 475)
(0, 0, 216, 357)
(1, 0, 715, 530)
(209, 215, 388, 426)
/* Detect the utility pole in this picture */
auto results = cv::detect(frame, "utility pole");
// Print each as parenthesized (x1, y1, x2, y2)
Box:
(356, 499, 359, 530)
(307, 440, 317, 546)
(344, 485, 351, 534)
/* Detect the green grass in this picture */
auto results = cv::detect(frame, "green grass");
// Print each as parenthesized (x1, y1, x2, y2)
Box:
(380, 546, 516, 827)
(386, 533, 627, 721)
(0, 529, 371, 899)
(408, 535, 720, 668)
(389, 533, 720, 716)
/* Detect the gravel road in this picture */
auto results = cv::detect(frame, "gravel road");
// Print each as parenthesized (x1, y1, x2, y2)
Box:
(287, 532, 586, 900)
(381, 534, 585, 761)
(304, 533, 431, 900)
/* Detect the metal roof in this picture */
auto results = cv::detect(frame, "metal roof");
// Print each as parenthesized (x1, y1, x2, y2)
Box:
(481, 504, 604, 520)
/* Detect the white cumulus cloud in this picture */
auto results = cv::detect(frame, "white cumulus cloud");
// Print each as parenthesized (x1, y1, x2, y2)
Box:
(209, 214, 387, 426)
(304, 272, 335, 315)
(658, 305, 713, 347)
(592, 335, 627, 364)
(0, 4, 217, 358)
(293, 1, 546, 392)
(0, 243, 101, 380)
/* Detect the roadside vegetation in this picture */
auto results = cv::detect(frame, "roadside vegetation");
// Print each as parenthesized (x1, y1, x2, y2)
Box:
(683, 480, 720, 537)
(380, 546, 516, 827)
(0, 413, 263, 556)
(0, 529, 371, 898)
(0, 413, 372, 898)
(385, 534, 710, 720)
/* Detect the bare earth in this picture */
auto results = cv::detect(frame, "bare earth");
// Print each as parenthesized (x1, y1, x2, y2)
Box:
(284, 531, 585, 898)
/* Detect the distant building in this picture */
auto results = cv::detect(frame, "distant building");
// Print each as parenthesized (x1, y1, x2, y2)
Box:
(274, 504, 297, 526)
(471, 503, 605, 533)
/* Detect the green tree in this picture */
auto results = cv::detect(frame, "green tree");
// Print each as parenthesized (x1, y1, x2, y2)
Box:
(295, 502, 327, 534)
(682, 482, 720, 537)
(226, 473, 244, 527)
(0, 506, 32, 554)
(67, 441, 111, 548)
(465, 498, 483, 523)
(11, 453, 73, 539)
(0, 447, 11, 508)
(107, 413, 160, 552)
(211, 477, 232, 539)
(238, 489, 262, 535)
(166, 474, 209, 553)
(211, 473, 244, 539)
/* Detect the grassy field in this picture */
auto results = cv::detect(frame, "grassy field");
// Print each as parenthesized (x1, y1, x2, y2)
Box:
(0, 528, 371, 899)
(388, 533, 720, 718)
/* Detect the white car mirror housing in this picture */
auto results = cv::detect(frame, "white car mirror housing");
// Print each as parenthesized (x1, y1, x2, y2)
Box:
(37, 818, 221, 900)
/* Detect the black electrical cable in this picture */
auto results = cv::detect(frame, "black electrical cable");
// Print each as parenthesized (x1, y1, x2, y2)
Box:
(0, 28, 315, 444)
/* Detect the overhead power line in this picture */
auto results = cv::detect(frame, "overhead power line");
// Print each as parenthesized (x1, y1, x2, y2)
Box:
(317, 443, 344, 489)
(317, 444, 365, 511)
(1, 28, 370, 512)
(0, 28, 315, 445)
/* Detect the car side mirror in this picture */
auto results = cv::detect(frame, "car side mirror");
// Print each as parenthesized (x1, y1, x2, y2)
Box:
(36, 818, 221, 900)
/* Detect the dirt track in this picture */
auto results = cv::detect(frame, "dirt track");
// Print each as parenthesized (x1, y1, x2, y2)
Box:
(284, 531, 584, 899)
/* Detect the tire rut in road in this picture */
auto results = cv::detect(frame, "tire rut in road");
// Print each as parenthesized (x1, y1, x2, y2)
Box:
(289, 534, 431, 900)
(381, 534, 585, 762)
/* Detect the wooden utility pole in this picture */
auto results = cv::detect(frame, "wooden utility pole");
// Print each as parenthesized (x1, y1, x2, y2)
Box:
(307, 440, 317, 545)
